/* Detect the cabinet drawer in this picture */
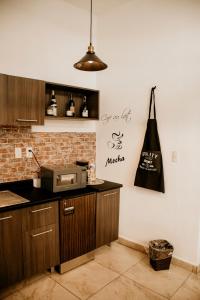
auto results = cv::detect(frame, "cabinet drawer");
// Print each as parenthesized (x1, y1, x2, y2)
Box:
(24, 201, 58, 230)
(0, 209, 24, 228)
(0, 210, 18, 223)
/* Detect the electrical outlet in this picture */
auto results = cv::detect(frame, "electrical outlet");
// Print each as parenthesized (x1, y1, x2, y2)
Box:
(15, 147, 22, 159)
(26, 147, 33, 158)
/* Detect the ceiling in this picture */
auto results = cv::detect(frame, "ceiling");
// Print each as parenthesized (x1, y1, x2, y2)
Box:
(64, 0, 131, 15)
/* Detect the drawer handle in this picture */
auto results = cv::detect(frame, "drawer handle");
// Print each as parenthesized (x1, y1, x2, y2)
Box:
(31, 206, 52, 213)
(64, 206, 75, 215)
(16, 119, 38, 122)
(103, 192, 118, 197)
(31, 229, 53, 238)
(0, 216, 13, 221)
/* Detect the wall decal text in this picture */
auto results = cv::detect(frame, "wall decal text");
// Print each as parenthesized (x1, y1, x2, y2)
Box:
(101, 107, 132, 124)
(105, 155, 125, 167)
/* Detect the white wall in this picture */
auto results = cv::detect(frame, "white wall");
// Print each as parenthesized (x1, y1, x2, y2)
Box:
(96, 0, 200, 265)
(0, 0, 200, 265)
(0, 0, 97, 132)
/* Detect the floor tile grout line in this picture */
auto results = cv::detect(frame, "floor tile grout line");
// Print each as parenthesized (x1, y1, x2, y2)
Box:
(93, 259, 123, 275)
(94, 243, 147, 271)
(91, 243, 177, 300)
(87, 273, 169, 300)
(47, 274, 81, 300)
(49, 254, 192, 300)
(49, 271, 120, 300)
(169, 271, 192, 299)
(91, 260, 120, 275)
(94, 256, 146, 277)
(123, 253, 192, 298)
(118, 255, 148, 276)
(123, 273, 170, 299)
(86, 274, 121, 300)
(93, 258, 144, 278)
(48, 260, 121, 300)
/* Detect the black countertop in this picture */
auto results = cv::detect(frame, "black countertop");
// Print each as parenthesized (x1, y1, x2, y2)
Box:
(0, 179, 122, 212)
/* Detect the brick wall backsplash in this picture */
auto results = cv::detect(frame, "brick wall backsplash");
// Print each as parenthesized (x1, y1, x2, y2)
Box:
(0, 127, 96, 183)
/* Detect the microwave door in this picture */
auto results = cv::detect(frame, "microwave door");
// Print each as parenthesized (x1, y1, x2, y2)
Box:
(56, 173, 77, 187)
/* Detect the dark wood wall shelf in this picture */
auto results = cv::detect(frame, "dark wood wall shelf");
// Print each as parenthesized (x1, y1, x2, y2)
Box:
(45, 82, 99, 120)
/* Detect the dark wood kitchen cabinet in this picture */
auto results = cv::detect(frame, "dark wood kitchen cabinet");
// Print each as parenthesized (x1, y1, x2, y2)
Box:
(23, 202, 59, 278)
(0, 74, 45, 126)
(59, 194, 96, 263)
(0, 73, 99, 124)
(96, 189, 120, 248)
(0, 185, 121, 288)
(0, 209, 23, 289)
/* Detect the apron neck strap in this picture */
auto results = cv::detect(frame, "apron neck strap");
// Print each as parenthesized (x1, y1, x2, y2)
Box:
(149, 86, 156, 119)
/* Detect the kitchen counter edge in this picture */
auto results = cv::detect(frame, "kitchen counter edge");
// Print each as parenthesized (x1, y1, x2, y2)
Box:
(0, 179, 123, 213)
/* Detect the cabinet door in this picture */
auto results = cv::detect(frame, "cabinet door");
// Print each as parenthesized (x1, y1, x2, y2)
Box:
(60, 194, 96, 263)
(7, 75, 45, 125)
(0, 210, 23, 289)
(0, 74, 8, 125)
(96, 189, 120, 248)
(23, 224, 59, 277)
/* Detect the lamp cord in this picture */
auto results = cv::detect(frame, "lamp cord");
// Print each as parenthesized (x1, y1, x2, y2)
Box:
(90, 0, 93, 45)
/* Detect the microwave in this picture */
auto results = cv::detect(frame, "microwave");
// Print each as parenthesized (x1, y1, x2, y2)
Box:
(41, 165, 87, 193)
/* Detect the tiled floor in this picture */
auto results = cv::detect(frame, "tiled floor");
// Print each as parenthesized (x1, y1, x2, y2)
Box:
(1, 242, 200, 300)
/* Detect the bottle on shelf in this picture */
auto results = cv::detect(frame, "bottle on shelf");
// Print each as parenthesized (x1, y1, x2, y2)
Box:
(66, 93, 75, 117)
(46, 90, 57, 116)
(81, 96, 88, 118)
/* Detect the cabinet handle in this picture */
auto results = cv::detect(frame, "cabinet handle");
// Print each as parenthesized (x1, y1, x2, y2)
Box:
(0, 216, 13, 221)
(16, 119, 38, 122)
(31, 229, 53, 238)
(64, 206, 75, 215)
(103, 192, 118, 197)
(31, 206, 52, 213)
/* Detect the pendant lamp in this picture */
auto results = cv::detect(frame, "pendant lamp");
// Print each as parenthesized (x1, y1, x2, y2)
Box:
(74, 0, 107, 71)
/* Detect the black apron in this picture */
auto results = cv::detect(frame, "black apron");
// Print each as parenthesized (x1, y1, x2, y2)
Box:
(134, 87, 165, 193)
